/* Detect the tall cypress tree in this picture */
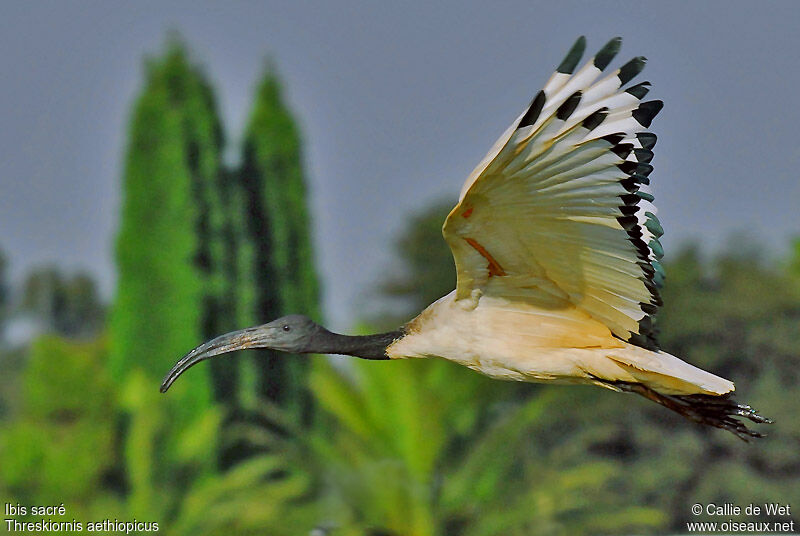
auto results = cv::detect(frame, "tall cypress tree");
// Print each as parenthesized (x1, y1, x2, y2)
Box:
(113, 43, 321, 430)
(237, 68, 320, 417)
(193, 73, 240, 406)
(111, 39, 226, 416)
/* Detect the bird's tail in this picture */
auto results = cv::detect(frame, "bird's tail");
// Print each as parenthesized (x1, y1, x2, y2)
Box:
(594, 349, 772, 439)
(614, 381, 772, 441)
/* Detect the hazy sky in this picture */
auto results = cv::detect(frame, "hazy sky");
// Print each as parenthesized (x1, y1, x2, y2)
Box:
(2, 1, 799, 328)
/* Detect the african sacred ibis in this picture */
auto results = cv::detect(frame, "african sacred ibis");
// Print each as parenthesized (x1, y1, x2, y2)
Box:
(161, 37, 771, 440)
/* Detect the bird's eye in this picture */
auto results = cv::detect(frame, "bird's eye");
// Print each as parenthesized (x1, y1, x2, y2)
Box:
(282, 325, 291, 332)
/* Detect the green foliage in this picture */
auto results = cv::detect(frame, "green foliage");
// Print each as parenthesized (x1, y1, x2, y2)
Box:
(0, 247, 15, 418)
(19, 266, 104, 338)
(168, 455, 320, 535)
(788, 235, 800, 292)
(273, 357, 665, 535)
(110, 38, 323, 476)
(0, 336, 116, 509)
(646, 242, 800, 529)
(243, 68, 319, 321)
(236, 67, 320, 413)
(0, 334, 322, 535)
(111, 39, 222, 416)
(116, 371, 322, 535)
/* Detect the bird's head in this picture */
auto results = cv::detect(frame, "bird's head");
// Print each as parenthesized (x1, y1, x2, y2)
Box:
(159, 314, 323, 393)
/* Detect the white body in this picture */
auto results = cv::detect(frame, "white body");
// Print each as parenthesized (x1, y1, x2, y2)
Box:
(388, 291, 734, 396)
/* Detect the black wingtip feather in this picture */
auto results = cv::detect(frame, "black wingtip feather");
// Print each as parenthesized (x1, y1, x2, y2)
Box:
(611, 143, 634, 159)
(595, 37, 622, 70)
(650, 292, 664, 307)
(637, 132, 657, 149)
(582, 107, 608, 130)
(518, 90, 546, 128)
(601, 133, 625, 145)
(632, 100, 663, 127)
(617, 215, 639, 231)
(634, 149, 654, 163)
(644, 212, 664, 237)
(637, 163, 654, 177)
(620, 177, 638, 193)
(618, 161, 653, 176)
(625, 81, 651, 100)
(556, 91, 582, 120)
(618, 56, 647, 85)
(631, 238, 652, 259)
(557, 36, 586, 74)
(617, 154, 667, 330)
(649, 238, 664, 260)
(640, 302, 658, 315)
(638, 261, 655, 278)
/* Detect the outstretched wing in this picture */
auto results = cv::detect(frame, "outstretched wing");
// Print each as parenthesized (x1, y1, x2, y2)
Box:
(443, 37, 665, 350)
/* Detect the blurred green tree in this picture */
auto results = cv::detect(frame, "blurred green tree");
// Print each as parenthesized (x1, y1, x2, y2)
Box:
(0, 336, 117, 513)
(790, 236, 800, 286)
(19, 266, 104, 338)
(110, 39, 323, 472)
(0, 248, 22, 420)
(111, 38, 224, 419)
(236, 66, 320, 419)
(191, 72, 239, 408)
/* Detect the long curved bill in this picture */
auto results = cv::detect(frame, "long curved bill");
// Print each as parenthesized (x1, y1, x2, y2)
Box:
(160, 326, 268, 393)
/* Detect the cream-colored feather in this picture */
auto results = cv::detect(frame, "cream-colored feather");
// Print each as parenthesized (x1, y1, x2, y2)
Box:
(388, 292, 733, 395)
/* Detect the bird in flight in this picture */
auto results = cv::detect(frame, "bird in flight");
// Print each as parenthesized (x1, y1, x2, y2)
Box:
(161, 37, 770, 440)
